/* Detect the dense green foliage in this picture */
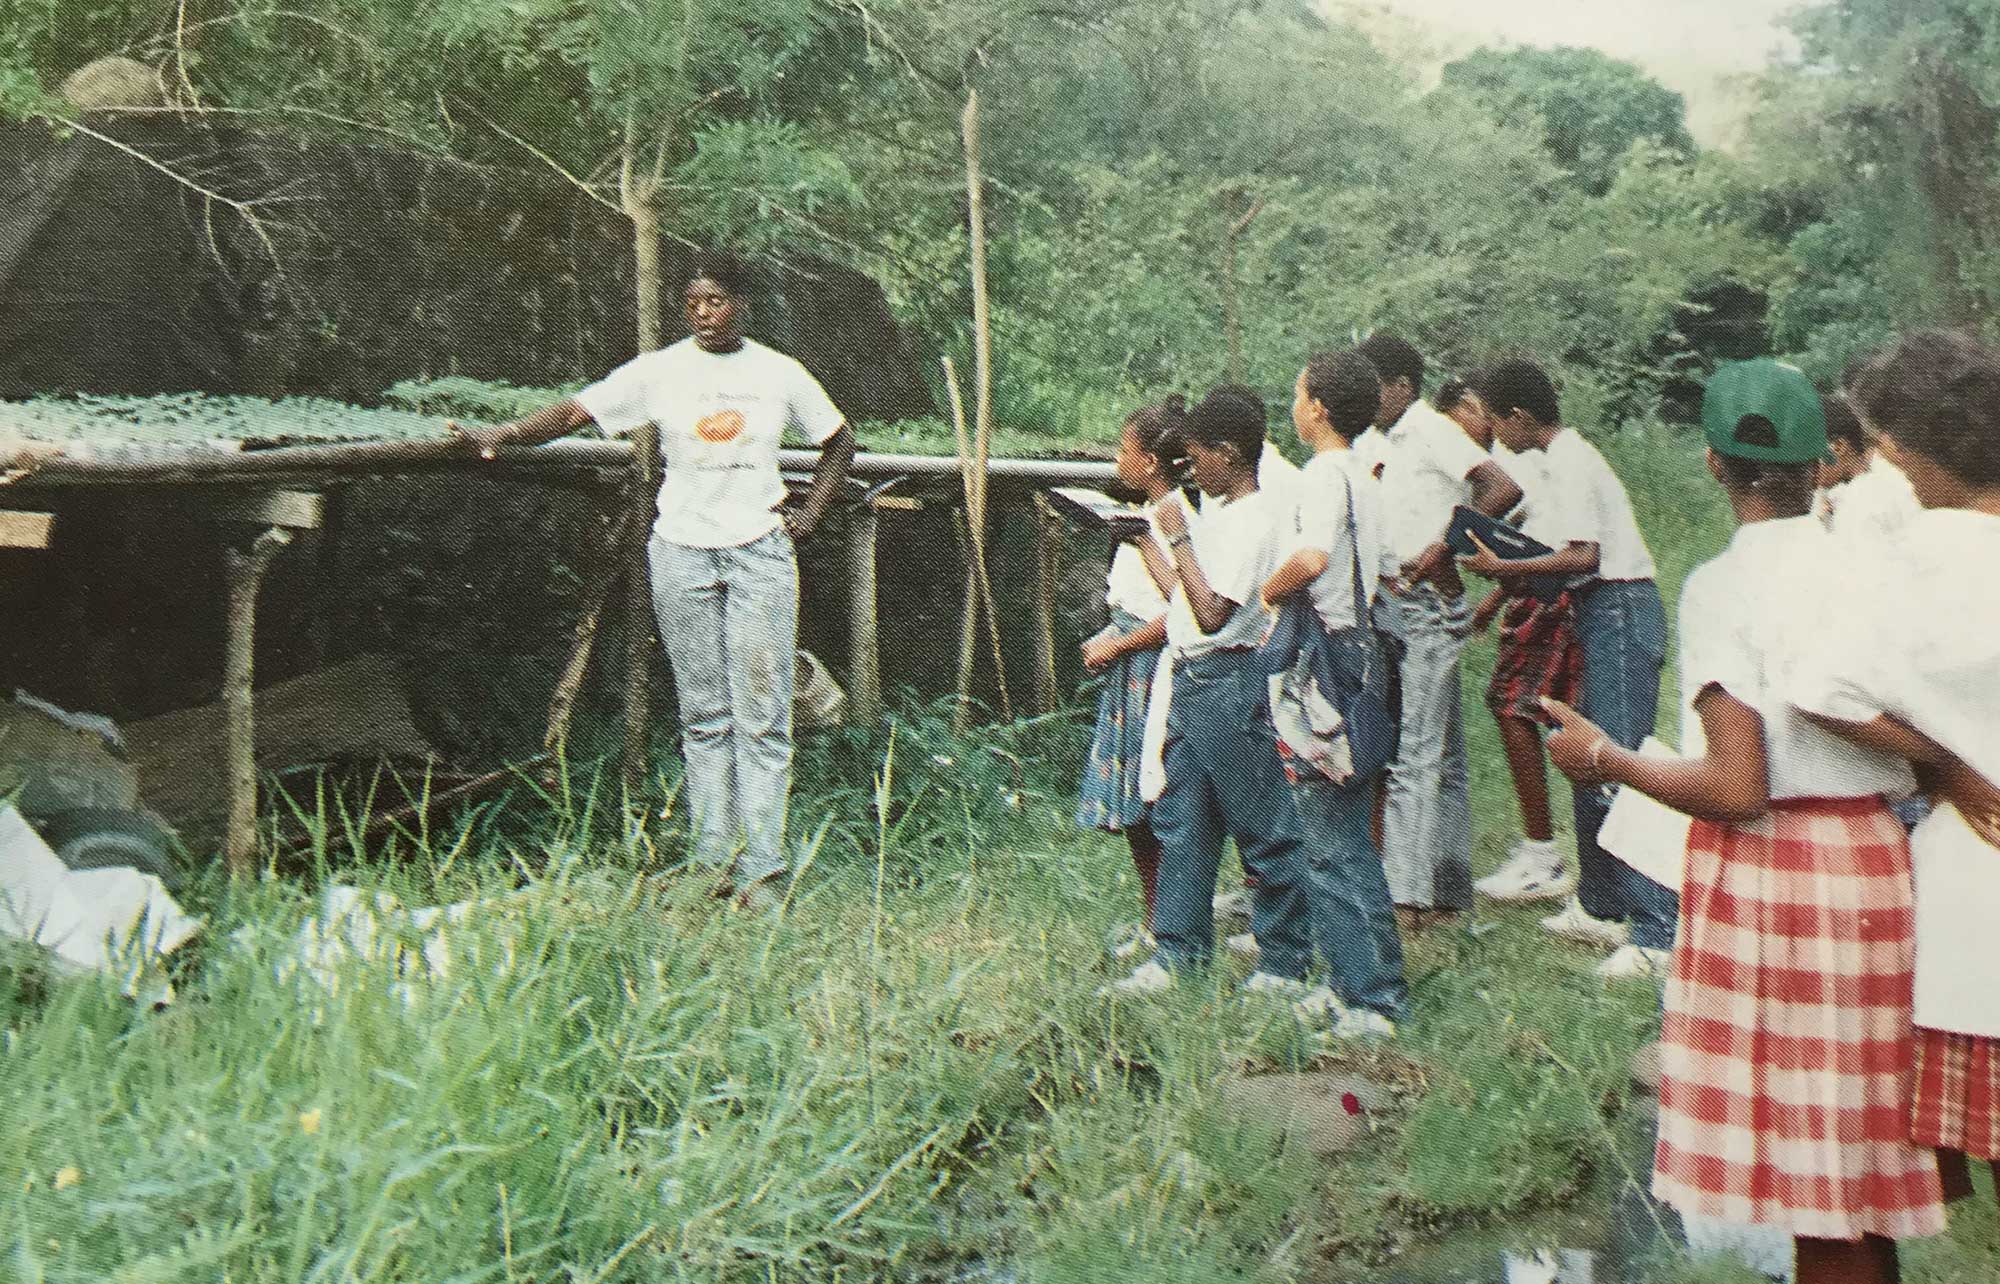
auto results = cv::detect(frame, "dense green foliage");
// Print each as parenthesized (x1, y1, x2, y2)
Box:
(5, 0, 1993, 438)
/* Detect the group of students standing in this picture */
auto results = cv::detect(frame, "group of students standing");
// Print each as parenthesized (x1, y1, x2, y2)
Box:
(1073, 332, 2000, 1282)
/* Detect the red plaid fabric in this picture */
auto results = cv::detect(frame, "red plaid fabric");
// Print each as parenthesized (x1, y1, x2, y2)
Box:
(1484, 592, 1580, 723)
(1912, 1027, 2000, 1161)
(1653, 799, 1948, 1240)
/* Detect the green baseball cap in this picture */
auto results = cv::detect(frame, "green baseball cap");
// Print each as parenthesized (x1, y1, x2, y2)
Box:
(1701, 358, 1830, 464)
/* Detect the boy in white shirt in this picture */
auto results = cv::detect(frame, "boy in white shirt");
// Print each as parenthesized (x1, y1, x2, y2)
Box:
(1258, 350, 1407, 1039)
(1359, 334, 1524, 931)
(1460, 358, 1674, 977)
(1110, 387, 1312, 995)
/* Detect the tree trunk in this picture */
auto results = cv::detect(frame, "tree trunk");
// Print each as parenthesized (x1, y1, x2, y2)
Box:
(1221, 191, 1263, 384)
(622, 191, 664, 791)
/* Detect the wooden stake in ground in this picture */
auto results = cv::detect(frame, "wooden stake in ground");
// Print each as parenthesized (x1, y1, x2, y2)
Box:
(222, 526, 293, 876)
(545, 507, 635, 752)
(944, 357, 1011, 729)
(1030, 493, 1061, 716)
(1221, 189, 1264, 385)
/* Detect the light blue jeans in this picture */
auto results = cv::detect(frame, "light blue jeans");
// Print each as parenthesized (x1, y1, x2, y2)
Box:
(648, 528, 798, 884)
(1290, 773, 1408, 1020)
(1374, 586, 1474, 912)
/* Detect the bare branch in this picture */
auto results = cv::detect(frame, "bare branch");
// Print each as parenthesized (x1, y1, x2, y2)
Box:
(463, 104, 620, 214)
(48, 114, 291, 285)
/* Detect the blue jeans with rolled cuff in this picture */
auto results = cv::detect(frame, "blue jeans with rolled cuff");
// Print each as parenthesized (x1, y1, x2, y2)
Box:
(1149, 648, 1313, 979)
(1571, 578, 1678, 951)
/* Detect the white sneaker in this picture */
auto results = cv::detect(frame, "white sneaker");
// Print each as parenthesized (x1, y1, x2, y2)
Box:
(1476, 839, 1573, 904)
(1540, 897, 1630, 948)
(1294, 984, 1348, 1022)
(1319, 1008, 1397, 1042)
(1595, 944, 1671, 981)
(1212, 889, 1254, 922)
(1103, 960, 1176, 996)
(1240, 971, 1310, 1000)
(1224, 931, 1261, 961)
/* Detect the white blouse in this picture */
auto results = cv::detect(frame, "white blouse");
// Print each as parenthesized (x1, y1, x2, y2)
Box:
(1675, 516, 1914, 802)
(1790, 508, 2000, 1038)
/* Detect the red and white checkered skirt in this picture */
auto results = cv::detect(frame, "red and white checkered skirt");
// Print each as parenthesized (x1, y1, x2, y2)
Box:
(1653, 797, 1947, 1241)
(1912, 1027, 2000, 1161)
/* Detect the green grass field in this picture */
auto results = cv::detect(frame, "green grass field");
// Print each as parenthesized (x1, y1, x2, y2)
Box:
(3, 429, 1995, 1283)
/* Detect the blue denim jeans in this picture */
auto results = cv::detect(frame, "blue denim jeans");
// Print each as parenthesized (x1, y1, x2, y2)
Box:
(1373, 586, 1473, 911)
(1571, 578, 1677, 950)
(648, 528, 799, 884)
(1150, 649, 1312, 978)
(1290, 773, 1408, 1020)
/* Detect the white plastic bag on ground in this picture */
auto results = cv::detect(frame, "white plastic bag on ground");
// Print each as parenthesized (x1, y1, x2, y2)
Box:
(0, 804, 201, 1003)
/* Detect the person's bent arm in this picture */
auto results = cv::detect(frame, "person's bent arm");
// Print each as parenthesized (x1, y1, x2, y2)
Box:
(1154, 501, 1235, 635)
(1460, 535, 1600, 584)
(1262, 547, 1329, 608)
(447, 399, 596, 457)
(1404, 457, 1522, 585)
(1545, 690, 1771, 822)
(785, 423, 856, 541)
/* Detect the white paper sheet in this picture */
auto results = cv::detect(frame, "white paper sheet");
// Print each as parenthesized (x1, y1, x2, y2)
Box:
(1596, 737, 1693, 894)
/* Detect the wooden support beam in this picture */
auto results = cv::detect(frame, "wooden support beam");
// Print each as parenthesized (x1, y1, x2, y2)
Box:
(844, 502, 882, 728)
(222, 526, 294, 876)
(0, 511, 54, 548)
(199, 488, 323, 529)
(1031, 494, 1061, 717)
(622, 426, 661, 793)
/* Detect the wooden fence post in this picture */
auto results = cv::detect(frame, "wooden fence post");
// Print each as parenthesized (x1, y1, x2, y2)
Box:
(222, 526, 293, 877)
(1031, 494, 1061, 716)
(845, 501, 883, 727)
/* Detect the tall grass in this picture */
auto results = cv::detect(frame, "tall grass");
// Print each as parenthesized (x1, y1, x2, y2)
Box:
(4, 433, 1996, 1283)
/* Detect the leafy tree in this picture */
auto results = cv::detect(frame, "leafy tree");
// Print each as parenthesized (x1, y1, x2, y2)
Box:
(1439, 45, 1693, 196)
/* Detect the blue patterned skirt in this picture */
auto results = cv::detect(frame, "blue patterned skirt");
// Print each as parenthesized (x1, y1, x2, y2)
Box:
(1075, 609, 1162, 833)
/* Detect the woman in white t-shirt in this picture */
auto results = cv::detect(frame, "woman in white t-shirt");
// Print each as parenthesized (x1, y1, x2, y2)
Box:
(1794, 330, 2000, 1217)
(448, 252, 856, 909)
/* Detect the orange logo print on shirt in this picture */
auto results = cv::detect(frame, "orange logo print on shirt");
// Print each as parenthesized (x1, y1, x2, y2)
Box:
(694, 409, 746, 443)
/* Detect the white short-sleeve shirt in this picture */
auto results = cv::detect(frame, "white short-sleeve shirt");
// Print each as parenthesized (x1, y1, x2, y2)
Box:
(1378, 401, 1493, 566)
(575, 337, 846, 548)
(1165, 487, 1287, 659)
(1538, 428, 1656, 582)
(1824, 452, 1920, 542)
(1675, 516, 1914, 803)
(1789, 508, 2000, 1037)
(1295, 450, 1385, 632)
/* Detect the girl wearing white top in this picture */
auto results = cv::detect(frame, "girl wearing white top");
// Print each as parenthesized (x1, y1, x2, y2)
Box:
(1543, 358, 1945, 1284)
(1794, 330, 2000, 1212)
(1076, 398, 1187, 949)
(446, 252, 856, 910)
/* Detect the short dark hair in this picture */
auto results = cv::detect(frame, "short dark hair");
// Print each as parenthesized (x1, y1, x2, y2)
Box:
(687, 249, 753, 298)
(1851, 329, 2000, 487)
(1356, 333, 1424, 392)
(1475, 357, 1561, 426)
(1124, 394, 1190, 480)
(1434, 376, 1473, 415)
(1184, 385, 1267, 466)
(1822, 393, 1866, 452)
(1302, 350, 1382, 440)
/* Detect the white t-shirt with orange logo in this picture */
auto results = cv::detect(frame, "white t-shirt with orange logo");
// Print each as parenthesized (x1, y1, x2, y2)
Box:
(576, 337, 846, 548)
